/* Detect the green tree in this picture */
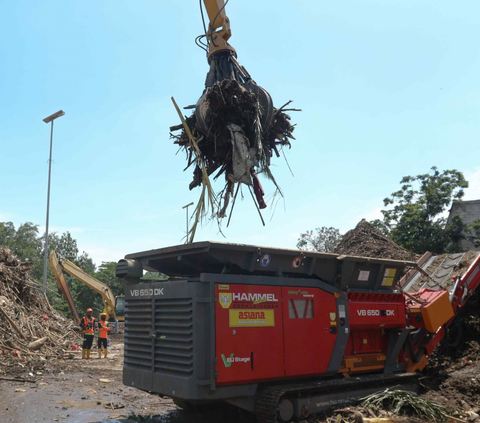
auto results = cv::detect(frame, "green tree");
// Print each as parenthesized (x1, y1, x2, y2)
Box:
(75, 261, 124, 318)
(96, 261, 124, 298)
(0, 221, 42, 264)
(369, 219, 390, 236)
(66, 252, 102, 317)
(1, 221, 43, 290)
(297, 226, 342, 252)
(466, 220, 480, 248)
(0, 221, 16, 243)
(0, 222, 85, 316)
(48, 232, 79, 261)
(37, 231, 84, 314)
(142, 271, 169, 281)
(382, 167, 469, 254)
(0, 220, 128, 319)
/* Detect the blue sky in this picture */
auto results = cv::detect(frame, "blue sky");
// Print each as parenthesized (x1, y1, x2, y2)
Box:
(1, 1, 479, 265)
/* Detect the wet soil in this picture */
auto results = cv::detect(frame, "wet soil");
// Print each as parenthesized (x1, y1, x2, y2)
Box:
(1, 331, 479, 423)
(0, 333, 255, 423)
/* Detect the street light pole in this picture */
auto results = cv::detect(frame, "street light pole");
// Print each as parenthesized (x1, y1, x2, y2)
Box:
(182, 202, 194, 243)
(42, 110, 65, 294)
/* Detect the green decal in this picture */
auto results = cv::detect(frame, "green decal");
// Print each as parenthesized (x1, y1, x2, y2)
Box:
(221, 353, 234, 368)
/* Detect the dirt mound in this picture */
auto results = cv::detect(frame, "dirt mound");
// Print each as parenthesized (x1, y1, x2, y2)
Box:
(461, 288, 480, 345)
(334, 220, 417, 261)
(0, 247, 82, 376)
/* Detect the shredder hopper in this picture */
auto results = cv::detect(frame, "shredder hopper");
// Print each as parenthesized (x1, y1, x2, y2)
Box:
(117, 241, 416, 292)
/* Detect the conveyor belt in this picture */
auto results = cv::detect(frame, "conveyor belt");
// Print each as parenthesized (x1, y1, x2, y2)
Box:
(404, 252, 479, 293)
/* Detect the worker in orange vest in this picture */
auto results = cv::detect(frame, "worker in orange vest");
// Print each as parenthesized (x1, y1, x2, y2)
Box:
(97, 312, 111, 358)
(80, 308, 95, 359)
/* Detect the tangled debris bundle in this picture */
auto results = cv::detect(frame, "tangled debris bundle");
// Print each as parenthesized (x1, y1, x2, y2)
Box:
(171, 79, 298, 241)
(0, 248, 82, 375)
(360, 389, 451, 421)
(334, 220, 417, 261)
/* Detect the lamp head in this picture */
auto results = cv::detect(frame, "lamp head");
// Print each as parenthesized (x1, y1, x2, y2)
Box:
(43, 110, 65, 123)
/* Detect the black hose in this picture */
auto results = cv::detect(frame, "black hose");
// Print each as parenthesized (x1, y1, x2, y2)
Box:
(199, 0, 208, 42)
(210, 0, 230, 47)
(443, 316, 463, 348)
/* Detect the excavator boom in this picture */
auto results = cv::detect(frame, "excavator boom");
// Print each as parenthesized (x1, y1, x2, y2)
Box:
(202, 0, 234, 58)
(50, 251, 81, 324)
(49, 250, 123, 322)
(204, 0, 229, 32)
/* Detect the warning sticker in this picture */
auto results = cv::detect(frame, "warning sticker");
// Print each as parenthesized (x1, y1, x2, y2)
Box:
(260, 254, 271, 267)
(358, 270, 370, 281)
(384, 268, 397, 277)
(229, 309, 275, 327)
(381, 277, 394, 287)
(292, 257, 302, 268)
(381, 268, 397, 286)
(339, 305, 346, 318)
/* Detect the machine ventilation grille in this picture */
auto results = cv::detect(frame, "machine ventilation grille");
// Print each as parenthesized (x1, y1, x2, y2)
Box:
(124, 299, 153, 371)
(153, 298, 194, 376)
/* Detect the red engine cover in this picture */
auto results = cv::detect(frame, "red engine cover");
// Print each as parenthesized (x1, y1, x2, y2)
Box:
(215, 285, 284, 385)
(215, 284, 338, 385)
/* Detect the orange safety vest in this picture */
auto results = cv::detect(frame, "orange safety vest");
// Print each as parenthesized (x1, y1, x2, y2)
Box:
(82, 316, 95, 335)
(98, 320, 110, 338)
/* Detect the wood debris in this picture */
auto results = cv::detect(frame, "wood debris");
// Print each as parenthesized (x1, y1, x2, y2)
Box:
(0, 247, 82, 375)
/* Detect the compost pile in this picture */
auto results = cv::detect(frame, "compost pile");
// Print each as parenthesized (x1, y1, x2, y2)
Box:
(334, 220, 417, 261)
(0, 247, 82, 375)
(170, 79, 297, 239)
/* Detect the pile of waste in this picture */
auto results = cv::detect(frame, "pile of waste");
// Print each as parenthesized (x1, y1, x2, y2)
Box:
(334, 220, 417, 261)
(461, 288, 480, 345)
(170, 79, 298, 240)
(0, 247, 82, 375)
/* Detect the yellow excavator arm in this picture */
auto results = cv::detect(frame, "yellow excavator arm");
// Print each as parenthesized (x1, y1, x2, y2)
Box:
(195, 1, 275, 135)
(202, 0, 235, 58)
(50, 251, 81, 324)
(49, 250, 124, 322)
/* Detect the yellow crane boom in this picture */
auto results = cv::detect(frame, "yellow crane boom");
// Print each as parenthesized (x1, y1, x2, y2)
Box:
(203, 0, 234, 59)
(195, 1, 275, 136)
(49, 250, 124, 322)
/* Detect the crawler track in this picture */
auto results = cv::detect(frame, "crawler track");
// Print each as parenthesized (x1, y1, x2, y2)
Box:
(255, 373, 420, 423)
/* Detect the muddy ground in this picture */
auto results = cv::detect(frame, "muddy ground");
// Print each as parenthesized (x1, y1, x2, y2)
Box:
(1, 332, 479, 423)
(0, 332, 256, 423)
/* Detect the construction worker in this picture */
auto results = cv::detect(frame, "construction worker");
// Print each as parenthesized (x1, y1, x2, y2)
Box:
(80, 308, 95, 359)
(97, 312, 111, 358)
